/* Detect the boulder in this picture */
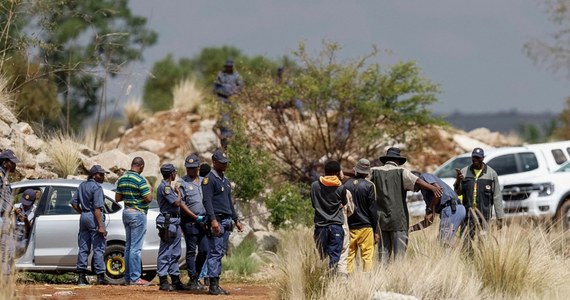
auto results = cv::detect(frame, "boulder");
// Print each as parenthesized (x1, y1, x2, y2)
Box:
(89, 149, 131, 172)
(253, 231, 279, 253)
(190, 131, 218, 154)
(128, 151, 160, 178)
(0, 103, 17, 124)
(228, 222, 253, 249)
(138, 139, 165, 153)
(23, 134, 45, 153)
(0, 120, 11, 137)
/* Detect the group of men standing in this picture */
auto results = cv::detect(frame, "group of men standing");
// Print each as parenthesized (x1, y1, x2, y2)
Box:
(71, 149, 242, 295)
(310, 146, 504, 274)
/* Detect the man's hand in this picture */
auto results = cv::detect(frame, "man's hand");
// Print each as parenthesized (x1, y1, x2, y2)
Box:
(211, 219, 221, 236)
(425, 212, 434, 225)
(374, 233, 380, 244)
(431, 186, 444, 199)
(496, 218, 504, 230)
(98, 226, 107, 238)
(236, 220, 244, 232)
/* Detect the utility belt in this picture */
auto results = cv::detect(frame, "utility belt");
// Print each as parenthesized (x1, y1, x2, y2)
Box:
(440, 200, 458, 214)
(215, 213, 232, 221)
(163, 212, 180, 218)
(156, 212, 180, 243)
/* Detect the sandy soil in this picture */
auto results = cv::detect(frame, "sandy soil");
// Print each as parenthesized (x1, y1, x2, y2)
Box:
(15, 283, 275, 300)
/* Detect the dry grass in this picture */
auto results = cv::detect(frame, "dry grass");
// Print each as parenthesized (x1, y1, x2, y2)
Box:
(44, 133, 80, 177)
(123, 98, 149, 128)
(273, 222, 570, 300)
(172, 77, 208, 114)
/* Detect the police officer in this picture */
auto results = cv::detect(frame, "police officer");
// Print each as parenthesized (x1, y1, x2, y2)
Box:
(156, 164, 192, 291)
(203, 149, 243, 295)
(213, 59, 244, 149)
(178, 154, 208, 290)
(70, 165, 109, 285)
(0, 149, 19, 278)
(14, 189, 38, 256)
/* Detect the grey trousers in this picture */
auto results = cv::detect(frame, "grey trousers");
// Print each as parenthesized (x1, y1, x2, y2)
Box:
(379, 230, 408, 264)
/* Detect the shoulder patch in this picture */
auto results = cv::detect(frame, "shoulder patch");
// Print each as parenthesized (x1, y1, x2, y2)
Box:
(164, 186, 172, 195)
(202, 177, 209, 185)
(353, 179, 358, 185)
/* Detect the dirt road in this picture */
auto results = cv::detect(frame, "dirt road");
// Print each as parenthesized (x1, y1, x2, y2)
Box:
(15, 283, 274, 299)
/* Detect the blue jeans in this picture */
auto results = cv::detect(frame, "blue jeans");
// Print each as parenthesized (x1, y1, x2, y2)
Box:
(77, 212, 106, 274)
(314, 224, 344, 269)
(439, 204, 466, 246)
(122, 208, 147, 283)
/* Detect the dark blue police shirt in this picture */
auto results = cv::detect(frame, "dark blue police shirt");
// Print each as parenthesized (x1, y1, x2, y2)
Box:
(157, 180, 180, 214)
(419, 173, 459, 213)
(70, 178, 104, 212)
(202, 170, 237, 221)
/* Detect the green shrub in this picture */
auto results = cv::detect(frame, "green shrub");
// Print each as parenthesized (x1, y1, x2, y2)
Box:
(20, 272, 76, 284)
(222, 237, 262, 276)
(266, 182, 312, 229)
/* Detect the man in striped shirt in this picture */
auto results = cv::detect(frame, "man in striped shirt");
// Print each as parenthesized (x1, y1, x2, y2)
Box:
(115, 157, 153, 285)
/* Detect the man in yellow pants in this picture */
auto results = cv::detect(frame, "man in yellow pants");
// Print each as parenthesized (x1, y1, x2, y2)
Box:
(345, 159, 378, 273)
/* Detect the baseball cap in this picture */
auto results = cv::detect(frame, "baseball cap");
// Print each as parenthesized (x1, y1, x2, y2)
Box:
(472, 147, 485, 158)
(224, 59, 234, 67)
(160, 163, 176, 173)
(184, 154, 200, 168)
(89, 165, 109, 175)
(20, 189, 36, 206)
(212, 150, 229, 164)
(0, 149, 20, 163)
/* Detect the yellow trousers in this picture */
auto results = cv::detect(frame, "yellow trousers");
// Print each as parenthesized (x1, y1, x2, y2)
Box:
(347, 227, 375, 273)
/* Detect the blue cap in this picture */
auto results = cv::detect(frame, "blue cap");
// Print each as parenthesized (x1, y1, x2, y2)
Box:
(20, 189, 36, 206)
(224, 59, 234, 67)
(472, 147, 485, 158)
(184, 154, 200, 168)
(0, 149, 19, 163)
(212, 150, 229, 164)
(89, 165, 108, 175)
(160, 163, 176, 173)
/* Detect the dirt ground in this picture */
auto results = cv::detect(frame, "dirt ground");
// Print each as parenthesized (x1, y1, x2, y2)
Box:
(15, 283, 275, 300)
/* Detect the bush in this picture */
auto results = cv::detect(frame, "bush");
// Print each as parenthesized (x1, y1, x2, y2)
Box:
(265, 182, 312, 229)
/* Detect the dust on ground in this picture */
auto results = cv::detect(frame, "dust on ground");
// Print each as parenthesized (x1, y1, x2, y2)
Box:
(15, 283, 274, 300)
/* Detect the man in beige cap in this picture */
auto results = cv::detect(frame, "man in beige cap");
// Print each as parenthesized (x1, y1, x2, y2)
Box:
(345, 159, 378, 273)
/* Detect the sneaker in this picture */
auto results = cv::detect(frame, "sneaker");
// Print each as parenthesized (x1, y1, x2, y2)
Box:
(130, 278, 152, 286)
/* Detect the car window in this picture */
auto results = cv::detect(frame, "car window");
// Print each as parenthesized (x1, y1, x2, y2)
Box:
(488, 154, 518, 176)
(551, 149, 567, 165)
(45, 187, 77, 215)
(434, 157, 472, 178)
(104, 196, 121, 214)
(518, 152, 539, 172)
(556, 162, 570, 173)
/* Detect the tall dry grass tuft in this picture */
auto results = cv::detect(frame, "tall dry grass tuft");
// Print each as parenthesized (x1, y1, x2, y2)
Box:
(471, 224, 569, 297)
(172, 78, 205, 113)
(123, 98, 149, 128)
(44, 133, 80, 177)
(272, 227, 330, 300)
(0, 76, 14, 111)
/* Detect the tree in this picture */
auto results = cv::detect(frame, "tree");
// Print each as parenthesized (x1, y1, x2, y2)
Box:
(231, 41, 443, 182)
(142, 46, 292, 112)
(33, 0, 158, 133)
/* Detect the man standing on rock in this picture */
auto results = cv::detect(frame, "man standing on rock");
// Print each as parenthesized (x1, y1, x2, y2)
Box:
(115, 157, 153, 285)
(203, 149, 243, 295)
(213, 59, 244, 149)
(178, 154, 209, 290)
(0, 149, 19, 278)
(71, 165, 109, 285)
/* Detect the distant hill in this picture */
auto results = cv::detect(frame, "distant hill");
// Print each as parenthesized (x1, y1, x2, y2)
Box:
(440, 111, 558, 134)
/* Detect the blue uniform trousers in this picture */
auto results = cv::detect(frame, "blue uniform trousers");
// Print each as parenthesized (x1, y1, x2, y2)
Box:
(439, 204, 466, 246)
(157, 221, 182, 277)
(314, 224, 344, 269)
(77, 212, 106, 274)
(182, 220, 209, 277)
(206, 217, 232, 278)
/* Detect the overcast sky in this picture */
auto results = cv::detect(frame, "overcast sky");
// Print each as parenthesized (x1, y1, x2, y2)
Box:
(118, 0, 569, 115)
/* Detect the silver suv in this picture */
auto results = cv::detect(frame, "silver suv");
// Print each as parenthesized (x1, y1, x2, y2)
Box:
(12, 179, 182, 284)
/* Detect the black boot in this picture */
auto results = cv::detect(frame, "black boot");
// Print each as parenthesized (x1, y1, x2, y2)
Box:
(77, 273, 88, 286)
(96, 274, 107, 285)
(171, 275, 191, 291)
(159, 276, 173, 291)
(208, 277, 230, 295)
(187, 275, 207, 290)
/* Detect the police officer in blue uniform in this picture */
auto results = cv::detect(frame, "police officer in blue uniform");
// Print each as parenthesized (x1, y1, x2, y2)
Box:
(156, 164, 192, 291)
(70, 165, 109, 285)
(203, 150, 243, 295)
(178, 154, 208, 290)
(0, 149, 19, 278)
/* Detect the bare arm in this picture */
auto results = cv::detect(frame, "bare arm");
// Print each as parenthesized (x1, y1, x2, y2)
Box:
(93, 208, 107, 237)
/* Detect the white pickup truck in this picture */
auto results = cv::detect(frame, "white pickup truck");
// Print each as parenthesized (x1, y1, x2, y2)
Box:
(431, 141, 570, 226)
